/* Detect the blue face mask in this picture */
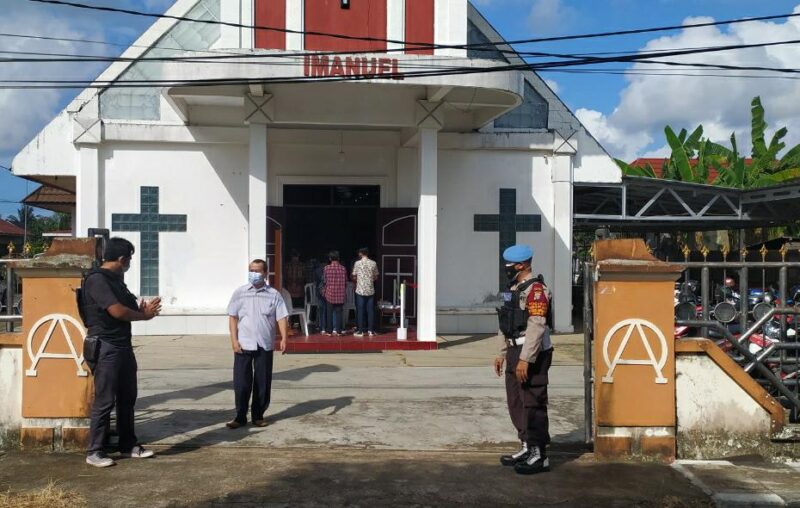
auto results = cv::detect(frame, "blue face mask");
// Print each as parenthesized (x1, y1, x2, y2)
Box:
(248, 272, 265, 286)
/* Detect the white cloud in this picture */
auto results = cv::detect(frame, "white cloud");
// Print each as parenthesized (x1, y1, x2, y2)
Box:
(544, 79, 561, 94)
(580, 6, 800, 161)
(528, 0, 577, 35)
(0, 6, 108, 159)
(576, 108, 653, 161)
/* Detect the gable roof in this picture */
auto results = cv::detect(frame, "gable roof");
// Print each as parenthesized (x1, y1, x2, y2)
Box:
(0, 219, 25, 237)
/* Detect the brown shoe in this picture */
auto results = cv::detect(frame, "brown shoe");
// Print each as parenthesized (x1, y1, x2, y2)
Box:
(252, 419, 269, 427)
(225, 420, 244, 429)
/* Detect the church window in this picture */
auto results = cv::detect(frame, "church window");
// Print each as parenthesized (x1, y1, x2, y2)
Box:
(494, 81, 549, 130)
(100, 0, 221, 121)
(467, 20, 507, 62)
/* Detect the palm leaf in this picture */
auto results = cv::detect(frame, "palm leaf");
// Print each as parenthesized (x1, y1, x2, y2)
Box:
(751, 96, 768, 159)
(666, 126, 695, 182)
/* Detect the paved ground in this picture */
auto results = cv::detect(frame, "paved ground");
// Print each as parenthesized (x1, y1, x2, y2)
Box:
(131, 333, 586, 450)
(0, 333, 795, 506)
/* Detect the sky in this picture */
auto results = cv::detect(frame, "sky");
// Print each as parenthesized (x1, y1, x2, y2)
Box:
(2, 0, 800, 217)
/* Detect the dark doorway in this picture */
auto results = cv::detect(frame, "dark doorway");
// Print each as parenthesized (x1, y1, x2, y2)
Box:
(284, 185, 380, 269)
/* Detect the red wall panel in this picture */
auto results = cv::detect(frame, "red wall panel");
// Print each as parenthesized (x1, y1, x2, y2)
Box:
(304, 0, 387, 52)
(405, 0, 434, 55)
(255, 0, 287, 50)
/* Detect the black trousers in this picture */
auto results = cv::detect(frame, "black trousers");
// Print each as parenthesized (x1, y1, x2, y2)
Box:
(505, 346, 553, 449)
(233, 348, 274, 423)
(88, 340, 138, 454)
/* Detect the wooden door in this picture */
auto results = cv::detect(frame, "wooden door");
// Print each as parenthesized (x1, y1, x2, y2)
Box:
(267, 206, 285, 289)
(376, 209, 417, 319)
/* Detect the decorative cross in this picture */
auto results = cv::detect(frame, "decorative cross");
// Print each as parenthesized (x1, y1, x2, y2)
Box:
(474, 188, 542, 290)
(111, 187, 187, 296)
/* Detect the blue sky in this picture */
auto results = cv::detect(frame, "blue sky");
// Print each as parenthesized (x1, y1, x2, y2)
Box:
(2, 0, 800, 217)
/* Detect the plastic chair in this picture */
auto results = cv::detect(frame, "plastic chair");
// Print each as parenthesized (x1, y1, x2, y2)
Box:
(304, 283, 319, 325)
(280, 288, 308, 336)
(343, 282, 356, 327)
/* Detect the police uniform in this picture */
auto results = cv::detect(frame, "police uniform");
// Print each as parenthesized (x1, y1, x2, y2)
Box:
(497, 244, 553, 475)
(80, 267, 142, 457)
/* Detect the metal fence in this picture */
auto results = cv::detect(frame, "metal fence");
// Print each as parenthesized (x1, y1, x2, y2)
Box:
(0, 259, 21, 332)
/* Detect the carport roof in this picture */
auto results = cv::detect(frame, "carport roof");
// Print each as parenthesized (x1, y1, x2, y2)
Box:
(575, 176, 800, 232)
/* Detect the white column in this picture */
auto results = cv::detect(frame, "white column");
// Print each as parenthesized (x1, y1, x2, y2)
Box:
(76, 146, 100, 237)
(286, 0, 304, 51)
(417, 127, 438, 342)
(387, 0, 405, 52)
(248, 124, 268, 261)
(434, 0, 467, 57)
(552, 154, 574, 333)
(240, 0, 254, 49)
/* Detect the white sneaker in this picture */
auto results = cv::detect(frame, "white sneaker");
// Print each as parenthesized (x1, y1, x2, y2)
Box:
(120, 445, 155, 459)
(86, 452, 116, 468)
(368, 331, 376, 337)
(354, 332, 364, 337)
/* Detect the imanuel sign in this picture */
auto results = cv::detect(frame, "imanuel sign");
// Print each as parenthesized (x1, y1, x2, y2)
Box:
(303, 55, 404, 80)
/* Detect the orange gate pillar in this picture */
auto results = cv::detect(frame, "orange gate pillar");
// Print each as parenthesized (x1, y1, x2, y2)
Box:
(12, 238, 98, 450)
(592, 239, 683, 462)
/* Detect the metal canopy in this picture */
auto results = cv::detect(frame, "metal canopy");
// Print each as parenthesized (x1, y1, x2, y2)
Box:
(575, 176, 800, 231)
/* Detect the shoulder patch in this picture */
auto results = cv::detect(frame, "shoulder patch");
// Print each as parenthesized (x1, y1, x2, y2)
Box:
(526, 282, 549, 317)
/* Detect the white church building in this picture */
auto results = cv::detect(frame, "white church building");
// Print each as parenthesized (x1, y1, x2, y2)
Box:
(12, 0, 621, 339)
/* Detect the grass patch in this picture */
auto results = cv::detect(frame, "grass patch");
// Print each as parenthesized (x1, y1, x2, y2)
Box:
(0, 481, 86, 508)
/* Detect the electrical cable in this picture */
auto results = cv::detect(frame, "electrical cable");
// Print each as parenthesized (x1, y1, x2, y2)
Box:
(27, 0, 800, 51)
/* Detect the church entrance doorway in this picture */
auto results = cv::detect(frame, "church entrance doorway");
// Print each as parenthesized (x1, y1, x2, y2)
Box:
(266, 185, 423, 350)
(283, 184, 380, 270)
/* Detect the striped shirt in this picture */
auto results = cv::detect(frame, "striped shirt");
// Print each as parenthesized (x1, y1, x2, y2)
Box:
(227, 284, 289, 351)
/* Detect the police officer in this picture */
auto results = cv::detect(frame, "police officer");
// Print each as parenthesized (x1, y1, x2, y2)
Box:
(80, 238, 161, 468)
(494, 244, 553, 475)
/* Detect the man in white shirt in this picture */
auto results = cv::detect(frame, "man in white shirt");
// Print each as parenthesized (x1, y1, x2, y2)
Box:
(226, 259, 289, 429)
(351, 247, 380, 337)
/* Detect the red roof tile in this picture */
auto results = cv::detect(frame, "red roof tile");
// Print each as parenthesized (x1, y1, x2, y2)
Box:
(629, 158, 755, 183)
(0, 219, 25, 236)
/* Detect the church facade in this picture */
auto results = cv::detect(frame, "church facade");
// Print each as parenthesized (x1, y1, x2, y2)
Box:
(11, 0, 621, 339)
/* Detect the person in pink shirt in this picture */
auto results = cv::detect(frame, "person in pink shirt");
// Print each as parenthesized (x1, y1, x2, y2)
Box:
(322, 250, 347, 336)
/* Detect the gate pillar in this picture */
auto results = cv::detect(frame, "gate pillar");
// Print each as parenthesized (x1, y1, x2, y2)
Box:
(10, 239, 98, 450)
(592, 239, 683, 462)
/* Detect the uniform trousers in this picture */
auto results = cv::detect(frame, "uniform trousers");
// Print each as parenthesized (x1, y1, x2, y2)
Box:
(233, 347, 274, 423)
(88, 340, 138, 454)
(505, 345, 553, 449)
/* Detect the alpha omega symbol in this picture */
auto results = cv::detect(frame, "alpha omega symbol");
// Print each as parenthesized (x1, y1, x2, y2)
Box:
(25, 314, 88, 378)
(601, 318, 668, 385)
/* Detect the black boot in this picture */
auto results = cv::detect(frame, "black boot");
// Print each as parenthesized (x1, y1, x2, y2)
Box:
(514, 445, 550, 475)
(500, 442, 529, 466)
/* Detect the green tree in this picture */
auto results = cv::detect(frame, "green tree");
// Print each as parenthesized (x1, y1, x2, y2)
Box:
(617, 96, 800, 189)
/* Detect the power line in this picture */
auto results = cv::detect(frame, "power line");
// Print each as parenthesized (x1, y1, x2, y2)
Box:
(3, 36, 800, 89)
(28, 0, 800, 50)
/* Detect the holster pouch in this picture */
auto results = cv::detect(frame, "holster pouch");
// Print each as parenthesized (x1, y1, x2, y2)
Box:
(83, 336, 100, 373)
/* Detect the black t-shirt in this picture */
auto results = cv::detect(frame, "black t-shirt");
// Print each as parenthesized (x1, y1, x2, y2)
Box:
(81, 268, 139, 346)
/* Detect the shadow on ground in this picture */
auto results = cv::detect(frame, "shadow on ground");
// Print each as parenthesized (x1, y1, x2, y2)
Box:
(0, 448, 711, 507)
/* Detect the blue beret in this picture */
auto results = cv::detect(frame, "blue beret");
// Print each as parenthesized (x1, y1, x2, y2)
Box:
(503, 244, 534, 263)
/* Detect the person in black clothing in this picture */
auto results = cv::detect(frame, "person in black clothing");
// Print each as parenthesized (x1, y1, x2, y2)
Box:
(80, 238, 161, 468)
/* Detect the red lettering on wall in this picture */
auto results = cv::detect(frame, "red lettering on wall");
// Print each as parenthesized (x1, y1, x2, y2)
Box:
(304, 0, 387, 52)
(405, 0, 434, 55)
(345, 57, 361, 77)
(304, 54, 404, 80)
(254, 0, 287, 50)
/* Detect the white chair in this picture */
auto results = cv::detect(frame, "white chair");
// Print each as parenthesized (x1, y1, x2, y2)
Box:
(280, 287, 308, 336)
(343, 282, 356, 327)
(304, 283, 319, 325)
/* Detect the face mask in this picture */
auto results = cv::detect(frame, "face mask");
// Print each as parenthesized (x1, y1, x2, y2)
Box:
(248, 272, 265, 285)
(504, 264, 519, 283)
